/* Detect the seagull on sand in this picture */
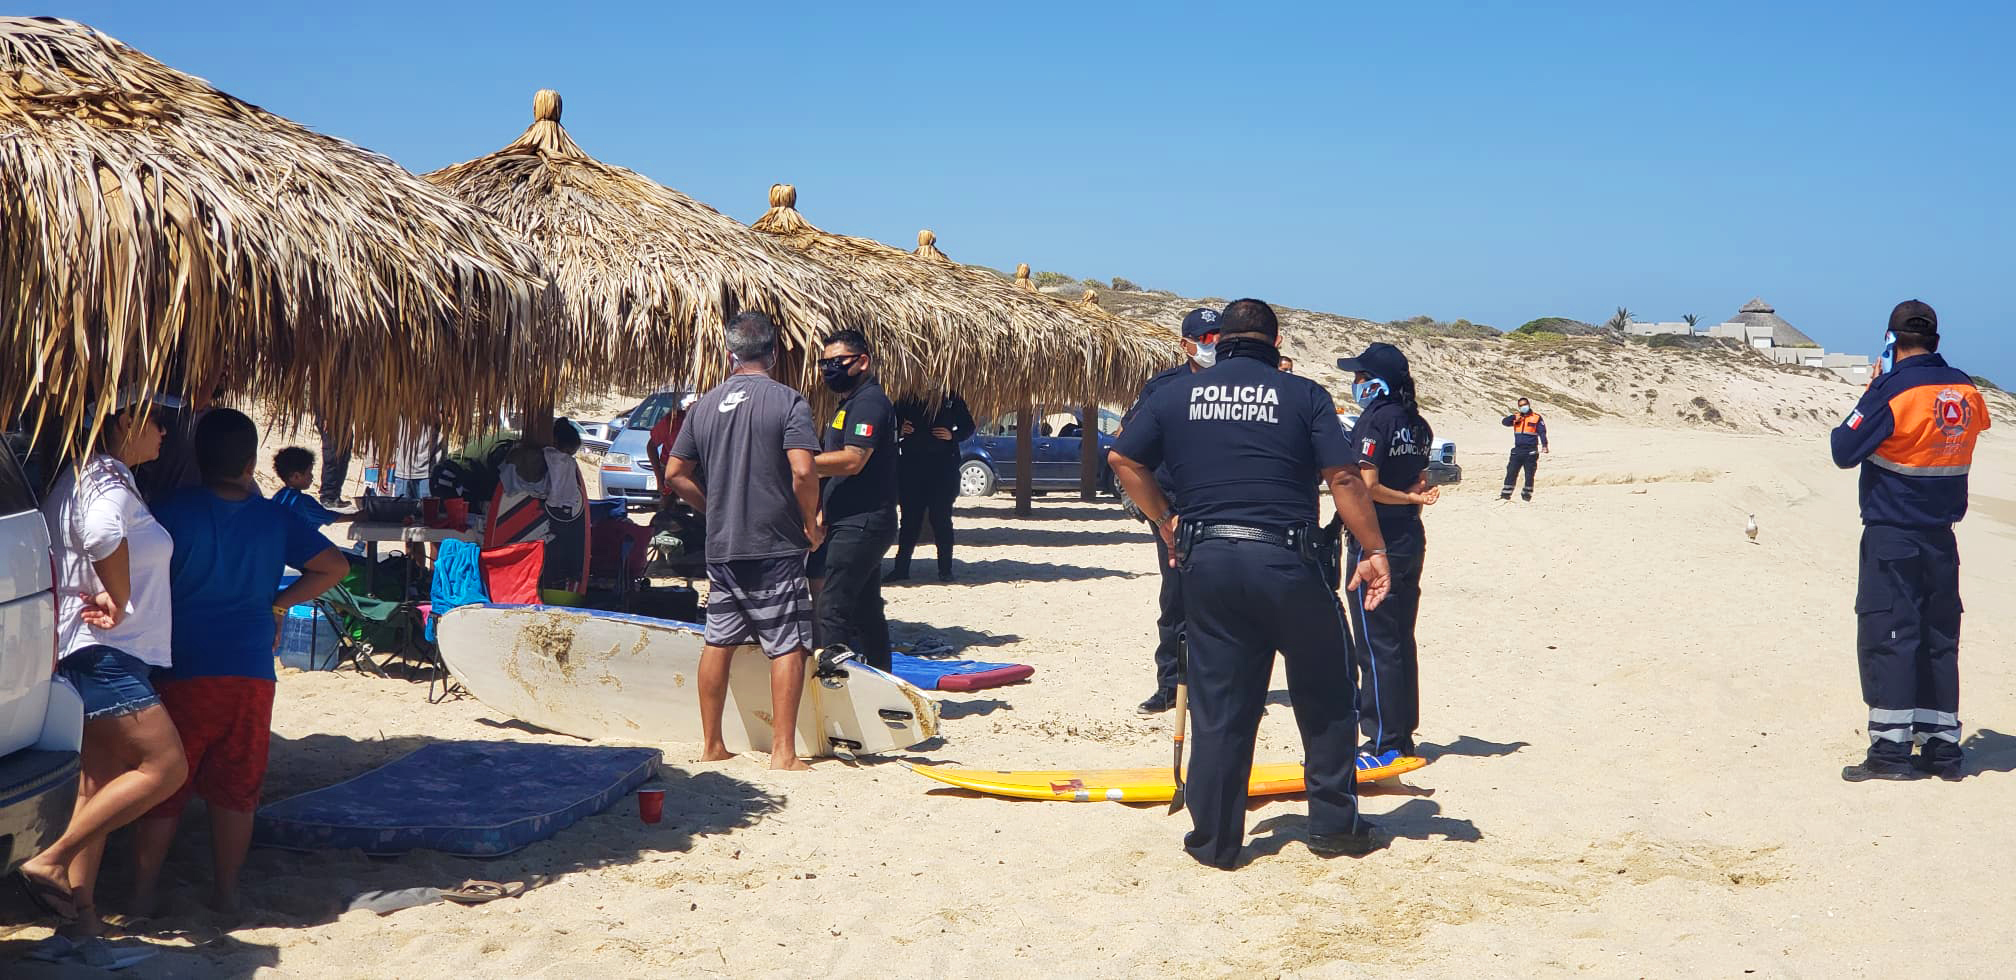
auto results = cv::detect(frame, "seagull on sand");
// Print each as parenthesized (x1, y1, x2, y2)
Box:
(1745, 514, 1759, 542)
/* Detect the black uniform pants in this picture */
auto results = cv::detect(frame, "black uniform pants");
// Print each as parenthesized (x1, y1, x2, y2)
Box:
(815, 509, 897, 671)
(1180, 538, 1364, 869)
(894, 457, 958, 575)
(1501, 448, 1538, 500)
(1856, 524, 1963, 771)
(1346, 539, 1425, 758)
(1151, 532, 1184, 695)
(316, 415, 351, 505)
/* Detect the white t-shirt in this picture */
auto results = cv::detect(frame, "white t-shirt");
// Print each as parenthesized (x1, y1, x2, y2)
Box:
(41, 456, 175, 667)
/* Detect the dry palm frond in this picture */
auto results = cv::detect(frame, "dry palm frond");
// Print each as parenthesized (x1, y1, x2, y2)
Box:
(913, 229, 951, 263)
(752, 185, 1180, 415)
(426, 90, 903, 400)
(1014, 264, 1036, 292)
(0, 16, 553, 455)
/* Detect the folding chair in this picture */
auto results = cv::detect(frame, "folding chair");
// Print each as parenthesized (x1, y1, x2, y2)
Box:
(315, 583, 435, 680)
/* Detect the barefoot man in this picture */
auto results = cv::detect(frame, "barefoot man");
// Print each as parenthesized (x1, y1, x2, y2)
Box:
(663, 312, 824, 770)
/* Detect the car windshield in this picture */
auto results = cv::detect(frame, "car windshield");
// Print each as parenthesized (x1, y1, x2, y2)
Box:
(625, 393, 681, 431)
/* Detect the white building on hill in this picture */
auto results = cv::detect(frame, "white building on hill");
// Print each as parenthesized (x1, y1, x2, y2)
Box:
(1629, 298, 1873, 383)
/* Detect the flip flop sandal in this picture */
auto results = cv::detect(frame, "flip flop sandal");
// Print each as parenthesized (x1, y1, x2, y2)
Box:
(441, 879, 528, 904)
(16, 868, 79, 920)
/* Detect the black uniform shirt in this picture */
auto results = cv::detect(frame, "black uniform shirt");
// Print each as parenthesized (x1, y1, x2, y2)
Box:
(894, 393, 975, 461)
(1122, 361, 1195, 499)
(1113, 354, 1352, 528)
(821, 376, 899, 522)
(1349, 395, 1429, 549)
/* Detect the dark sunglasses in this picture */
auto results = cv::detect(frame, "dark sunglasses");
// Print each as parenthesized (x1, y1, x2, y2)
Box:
(818, 354, 863, 370)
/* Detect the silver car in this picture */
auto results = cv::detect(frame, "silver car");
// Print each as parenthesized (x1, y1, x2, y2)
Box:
(596, 389, 694, 507)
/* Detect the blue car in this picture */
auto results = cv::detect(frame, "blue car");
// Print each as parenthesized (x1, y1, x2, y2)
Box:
(958, 408, 1123, 497)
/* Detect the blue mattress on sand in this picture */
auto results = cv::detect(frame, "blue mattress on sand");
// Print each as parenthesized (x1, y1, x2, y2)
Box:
(253, 742, 659, 857)
(888, 652, 1035, 692)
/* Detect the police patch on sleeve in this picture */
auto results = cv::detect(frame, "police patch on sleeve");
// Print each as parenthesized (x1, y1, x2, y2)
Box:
(1362, 438, 1378, 457)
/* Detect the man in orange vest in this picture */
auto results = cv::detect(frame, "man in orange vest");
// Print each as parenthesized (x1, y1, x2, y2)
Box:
(1831, 300, 1990, 782)
(1499, 397, 1548, 501)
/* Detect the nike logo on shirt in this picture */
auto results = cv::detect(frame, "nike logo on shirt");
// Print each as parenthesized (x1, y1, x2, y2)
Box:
(718, 391, 749, 413)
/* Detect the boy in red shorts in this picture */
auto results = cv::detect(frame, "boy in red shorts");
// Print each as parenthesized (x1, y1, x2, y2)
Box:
(130, 409, 350, 913)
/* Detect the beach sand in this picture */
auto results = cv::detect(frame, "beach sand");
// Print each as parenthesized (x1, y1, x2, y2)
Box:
(6, 415, 2014, 977)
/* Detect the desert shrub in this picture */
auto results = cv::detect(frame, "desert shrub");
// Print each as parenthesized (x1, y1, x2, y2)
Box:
(1033, 270, 1071, 288)
(1078, 277, 1108, 290)
(1110, 276, 1140, 291)
(1973, 375, 2002, 392)
(1647, 333, 1689, 349)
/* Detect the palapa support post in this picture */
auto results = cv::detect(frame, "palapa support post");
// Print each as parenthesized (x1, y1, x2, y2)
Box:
(1015, 396, 1035, 518)
(1077, 291, 1102, 500)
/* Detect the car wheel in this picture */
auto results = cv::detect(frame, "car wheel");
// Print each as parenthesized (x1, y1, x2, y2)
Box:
(958, 460, 998, 497)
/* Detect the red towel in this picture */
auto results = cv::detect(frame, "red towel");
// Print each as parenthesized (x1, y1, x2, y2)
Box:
(480, 541, 545, 604)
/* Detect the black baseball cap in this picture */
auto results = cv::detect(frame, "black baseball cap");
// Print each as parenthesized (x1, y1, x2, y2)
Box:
(1335, 342, 1410, 381)
(1180, 308, 1221, 340)
(1888, 299, 1938, 336)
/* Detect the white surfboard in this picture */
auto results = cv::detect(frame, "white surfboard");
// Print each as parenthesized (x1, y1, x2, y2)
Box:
(437, 604, 940, 757)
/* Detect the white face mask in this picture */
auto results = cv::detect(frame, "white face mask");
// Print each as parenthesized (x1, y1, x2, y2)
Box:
(1190, 341, 1217, 369)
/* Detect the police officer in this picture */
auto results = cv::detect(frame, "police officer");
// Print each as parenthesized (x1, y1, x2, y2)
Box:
(1499, 397, 1548, 501)
(1110, 299, 1393, 869)
(1337, 342, 1439, 770)
(1831, 300, 1990, 782)
(1121, 308, 1222, 715)
(811, 328, 900, 671)
(888, 390, 975, 582)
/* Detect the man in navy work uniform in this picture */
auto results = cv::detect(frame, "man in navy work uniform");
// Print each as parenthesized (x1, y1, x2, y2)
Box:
(1500, 397, 1548, 501)
(1122, 307, 1222, 715)
(1830, 300, 1990, 782)
(1110, 298, 1394, 869)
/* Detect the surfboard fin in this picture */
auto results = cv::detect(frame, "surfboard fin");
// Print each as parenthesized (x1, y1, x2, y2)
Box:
(815, 645, 857, 678)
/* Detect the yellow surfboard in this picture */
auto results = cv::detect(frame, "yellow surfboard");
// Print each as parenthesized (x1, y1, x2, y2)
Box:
(910, 757, 1426, 803)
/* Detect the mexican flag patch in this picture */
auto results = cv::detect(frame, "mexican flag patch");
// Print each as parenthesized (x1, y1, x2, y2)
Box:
(853, 422, 875, 438)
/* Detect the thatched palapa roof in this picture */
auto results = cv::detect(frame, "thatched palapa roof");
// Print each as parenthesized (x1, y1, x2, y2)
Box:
(754, 185, 1180, 415)
(0, 17, 553, 453)
(425, 91, 899, 397)
(1732, 297, 1818, 348)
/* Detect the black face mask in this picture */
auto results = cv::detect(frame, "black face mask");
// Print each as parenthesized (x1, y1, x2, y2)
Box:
(1215, 336, 1281, 367)
(821, 360, 861, 393)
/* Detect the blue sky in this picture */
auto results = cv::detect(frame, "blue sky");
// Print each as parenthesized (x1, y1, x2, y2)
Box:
(63, 1, 2016, 383)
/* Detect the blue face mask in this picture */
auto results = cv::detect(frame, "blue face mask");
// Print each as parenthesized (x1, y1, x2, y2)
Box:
(1352, 378, 1389, 405)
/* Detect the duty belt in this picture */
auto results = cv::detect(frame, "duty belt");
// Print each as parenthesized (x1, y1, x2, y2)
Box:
(1183, 520, 1345, 592)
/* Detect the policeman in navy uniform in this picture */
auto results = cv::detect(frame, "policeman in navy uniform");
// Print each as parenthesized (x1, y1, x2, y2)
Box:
(1830, 300, 1990, 782)
(1121, 307, 1223, 715)
(1110, 299, 1394, 869)
(1337, 343, 1440, 770)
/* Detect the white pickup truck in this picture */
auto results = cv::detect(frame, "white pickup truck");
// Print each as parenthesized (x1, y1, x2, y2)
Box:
(0, 440, 84, 875)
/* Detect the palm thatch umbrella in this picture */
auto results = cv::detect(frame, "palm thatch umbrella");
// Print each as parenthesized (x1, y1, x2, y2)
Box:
(423, 90, 900, 399)
(1730, 297, 1818, 348)
(751, 184, 1180, 418)
(0, 16, 553, 454)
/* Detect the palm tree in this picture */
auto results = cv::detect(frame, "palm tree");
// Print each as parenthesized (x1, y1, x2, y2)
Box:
(1605, 306, 1635, 332)
(1683, 313, 1700, 329)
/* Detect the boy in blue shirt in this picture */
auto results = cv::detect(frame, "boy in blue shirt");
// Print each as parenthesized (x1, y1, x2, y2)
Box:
(271, 446, 350, 527)
(130, 409, 350, 914)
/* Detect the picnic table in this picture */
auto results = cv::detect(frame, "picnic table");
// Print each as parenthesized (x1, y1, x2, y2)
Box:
(348, 519, 485, 596)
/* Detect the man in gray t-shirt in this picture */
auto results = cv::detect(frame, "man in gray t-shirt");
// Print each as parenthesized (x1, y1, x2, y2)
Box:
(663, 312, 823, 771)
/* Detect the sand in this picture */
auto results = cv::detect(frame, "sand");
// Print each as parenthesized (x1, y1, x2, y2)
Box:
(6, 411, 2015, 977)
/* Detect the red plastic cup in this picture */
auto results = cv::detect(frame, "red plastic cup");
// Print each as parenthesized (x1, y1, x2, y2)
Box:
(443, 497, 469, 530)
(637, 787, 664, 824)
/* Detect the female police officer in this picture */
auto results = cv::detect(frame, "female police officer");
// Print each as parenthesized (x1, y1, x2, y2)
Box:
(1336, 343, 1439, 770)
(1109, 299, 1393, 869)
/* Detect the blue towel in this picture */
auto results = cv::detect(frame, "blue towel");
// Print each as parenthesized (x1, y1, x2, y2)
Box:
(426, 538, 488, 641)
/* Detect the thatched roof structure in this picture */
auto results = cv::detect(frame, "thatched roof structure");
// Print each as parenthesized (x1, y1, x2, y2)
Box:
(1732, 297, 1818, 348)
(0, 17, 553, 453)
(753, 185, 1179, 415)
(425, 90, 903, 398)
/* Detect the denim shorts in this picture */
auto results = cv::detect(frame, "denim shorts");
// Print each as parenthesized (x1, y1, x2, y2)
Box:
(59, 645, 162, 722)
